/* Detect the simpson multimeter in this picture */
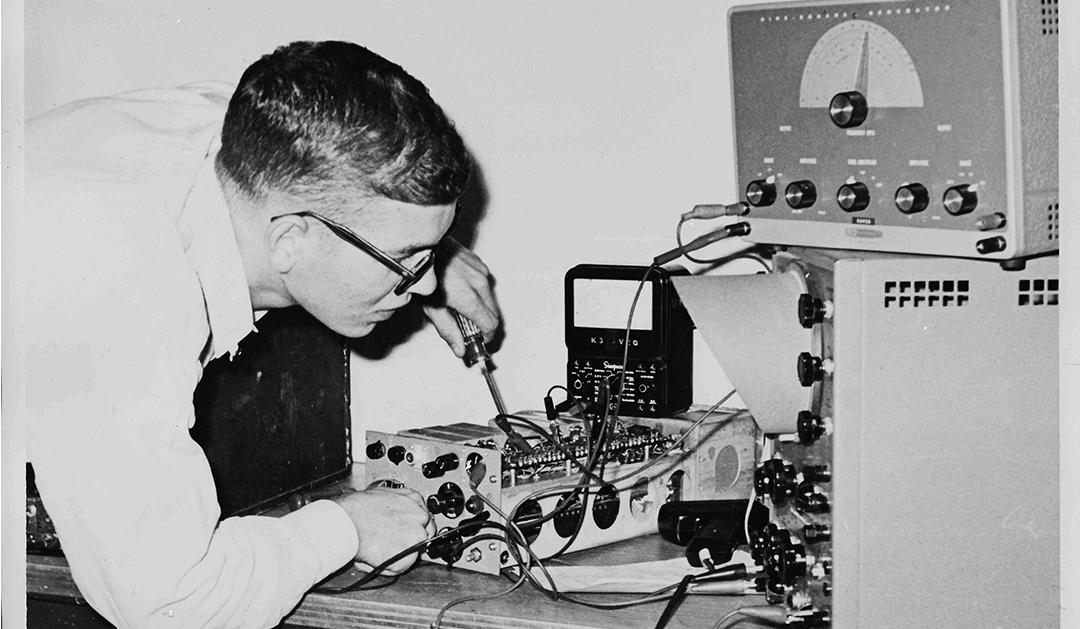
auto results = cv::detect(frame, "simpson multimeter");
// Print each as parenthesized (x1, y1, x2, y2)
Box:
(565, 264, 693, 418)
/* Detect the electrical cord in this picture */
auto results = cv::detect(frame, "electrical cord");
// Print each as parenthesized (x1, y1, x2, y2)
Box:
(469, 484, 562, 598)
(430, 571, 529, 629)
(612, 265, 659, 422)
(675, 219, 773, 271)
(314, 519, 526, 595)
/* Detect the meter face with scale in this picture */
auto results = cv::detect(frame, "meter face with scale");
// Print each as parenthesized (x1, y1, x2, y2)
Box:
(798, 19, 924, 109)
(728, 0, 1059, 261)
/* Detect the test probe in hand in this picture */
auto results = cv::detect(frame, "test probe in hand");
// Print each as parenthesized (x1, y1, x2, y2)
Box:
(451, 311, 533, 453)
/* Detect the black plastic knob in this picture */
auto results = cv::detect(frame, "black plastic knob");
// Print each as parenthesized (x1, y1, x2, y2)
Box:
(754, 459, 798, 504)
(803, 524, 831, 544)
(778, 537, 808, 584)
(796, 482, 831, 514)
(797, 411, 825, 444)
(785, 181, 817, 209)
(798, 294, 826, 329)
(976, 236, 1007, 254)
(746, 179, 777, 207)
(422, 453, 460, 479)
(836, 182, 870, 212)
(387, 445, 406, 465)
(801, 465, 832, 484)
(976, 213, 1007, 231)
(366, 441, 385, 460)
(829, 91, 868, 128)
(895, 183, 930, 214)
(943, 184, 978, 216)
(426, 482, 464, 518)
(797, 352, 824, 387)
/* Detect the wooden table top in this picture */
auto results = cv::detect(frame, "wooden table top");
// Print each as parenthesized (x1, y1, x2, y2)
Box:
(28, 533, 770, 629)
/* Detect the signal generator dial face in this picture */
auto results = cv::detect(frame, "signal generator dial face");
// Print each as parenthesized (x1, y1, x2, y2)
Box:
(798, 19, 924, 108)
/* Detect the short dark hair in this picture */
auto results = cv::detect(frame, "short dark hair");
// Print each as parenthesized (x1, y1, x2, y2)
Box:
(218, 41, 470, 208)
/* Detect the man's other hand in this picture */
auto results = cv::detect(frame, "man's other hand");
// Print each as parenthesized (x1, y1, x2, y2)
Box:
(335, 486, 435, 574)
(423, 237, 501, 357)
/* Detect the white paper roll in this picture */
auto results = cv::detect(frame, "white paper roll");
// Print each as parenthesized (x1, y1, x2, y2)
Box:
(673, 270, 814, 433)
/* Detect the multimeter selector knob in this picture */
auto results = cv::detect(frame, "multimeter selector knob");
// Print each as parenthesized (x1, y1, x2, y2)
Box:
(829, 90, 868, 128)
(943, 184, 978, 216)
(746, 179, 777, 207)
(797, 352, 824, 387)
(836, 182, 870, 212)
(895, 183, 929, 214)
(785, 181, 817, 209)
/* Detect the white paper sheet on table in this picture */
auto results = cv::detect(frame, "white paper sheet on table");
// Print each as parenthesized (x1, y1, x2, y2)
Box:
(527, 550, 754, 593)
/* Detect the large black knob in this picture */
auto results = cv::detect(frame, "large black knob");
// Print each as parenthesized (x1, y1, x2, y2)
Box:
(746, 179, 777, 207)
(836, 182, 870, 212)
(797, 352, 824, 387)
(785, 181, 817, 209)
(798, 293, 826, 329)
(895, 183, 929, 214)
(943, 184, 978, 216)
(829, 91, 868, 128)
(426, 482, 465, 518)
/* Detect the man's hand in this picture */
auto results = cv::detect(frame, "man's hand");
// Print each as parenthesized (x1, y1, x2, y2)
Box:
(423, 237, 501, 357)
(334, 486, 435, 574)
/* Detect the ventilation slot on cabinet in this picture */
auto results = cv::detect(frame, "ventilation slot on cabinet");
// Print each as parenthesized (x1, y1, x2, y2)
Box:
(1047, 202, 1059, 242)
(884, 279, 970, 308)
(1018, 278, 1058, 306)
(1040, 0, 1059, 35)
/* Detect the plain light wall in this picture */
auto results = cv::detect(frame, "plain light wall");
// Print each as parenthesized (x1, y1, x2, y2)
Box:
(25, 0, 761, 453)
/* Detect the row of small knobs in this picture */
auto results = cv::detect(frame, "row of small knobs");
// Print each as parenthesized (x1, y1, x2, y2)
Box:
(747, 179, 981, 216)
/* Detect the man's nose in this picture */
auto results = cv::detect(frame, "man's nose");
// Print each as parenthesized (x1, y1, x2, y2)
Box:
(406, 265, 438, 297)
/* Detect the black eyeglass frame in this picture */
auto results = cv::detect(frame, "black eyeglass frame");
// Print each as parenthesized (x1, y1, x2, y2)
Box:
(270, 210, 437, 296)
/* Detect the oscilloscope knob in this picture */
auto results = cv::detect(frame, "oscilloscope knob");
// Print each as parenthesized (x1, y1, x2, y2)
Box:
(746, 179, 777, 207)
(828, 91, 868, 128)
(836, 182, 870, 212)
(797, 293, 826, 329)
(943, 184, 978, 216)
(895, 183, 929, 214)
(785, 181, 817, 209)
(797, 411, 825, 444)
(797, 352, 825, 387)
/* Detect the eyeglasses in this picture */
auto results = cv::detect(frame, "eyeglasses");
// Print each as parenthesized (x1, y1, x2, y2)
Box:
(270, 210, 437, 295)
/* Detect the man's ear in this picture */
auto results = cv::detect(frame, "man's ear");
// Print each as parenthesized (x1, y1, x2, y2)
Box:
(266, 215, 308, 273)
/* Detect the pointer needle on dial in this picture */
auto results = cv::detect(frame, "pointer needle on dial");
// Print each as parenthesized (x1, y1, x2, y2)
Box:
(855, 31, 870, 95)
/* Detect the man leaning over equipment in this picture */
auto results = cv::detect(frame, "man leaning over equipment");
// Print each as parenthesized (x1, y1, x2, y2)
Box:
(23, 40, 499, 628)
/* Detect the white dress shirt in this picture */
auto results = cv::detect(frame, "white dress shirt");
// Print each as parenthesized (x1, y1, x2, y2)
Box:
(23, 83, 359, 628)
